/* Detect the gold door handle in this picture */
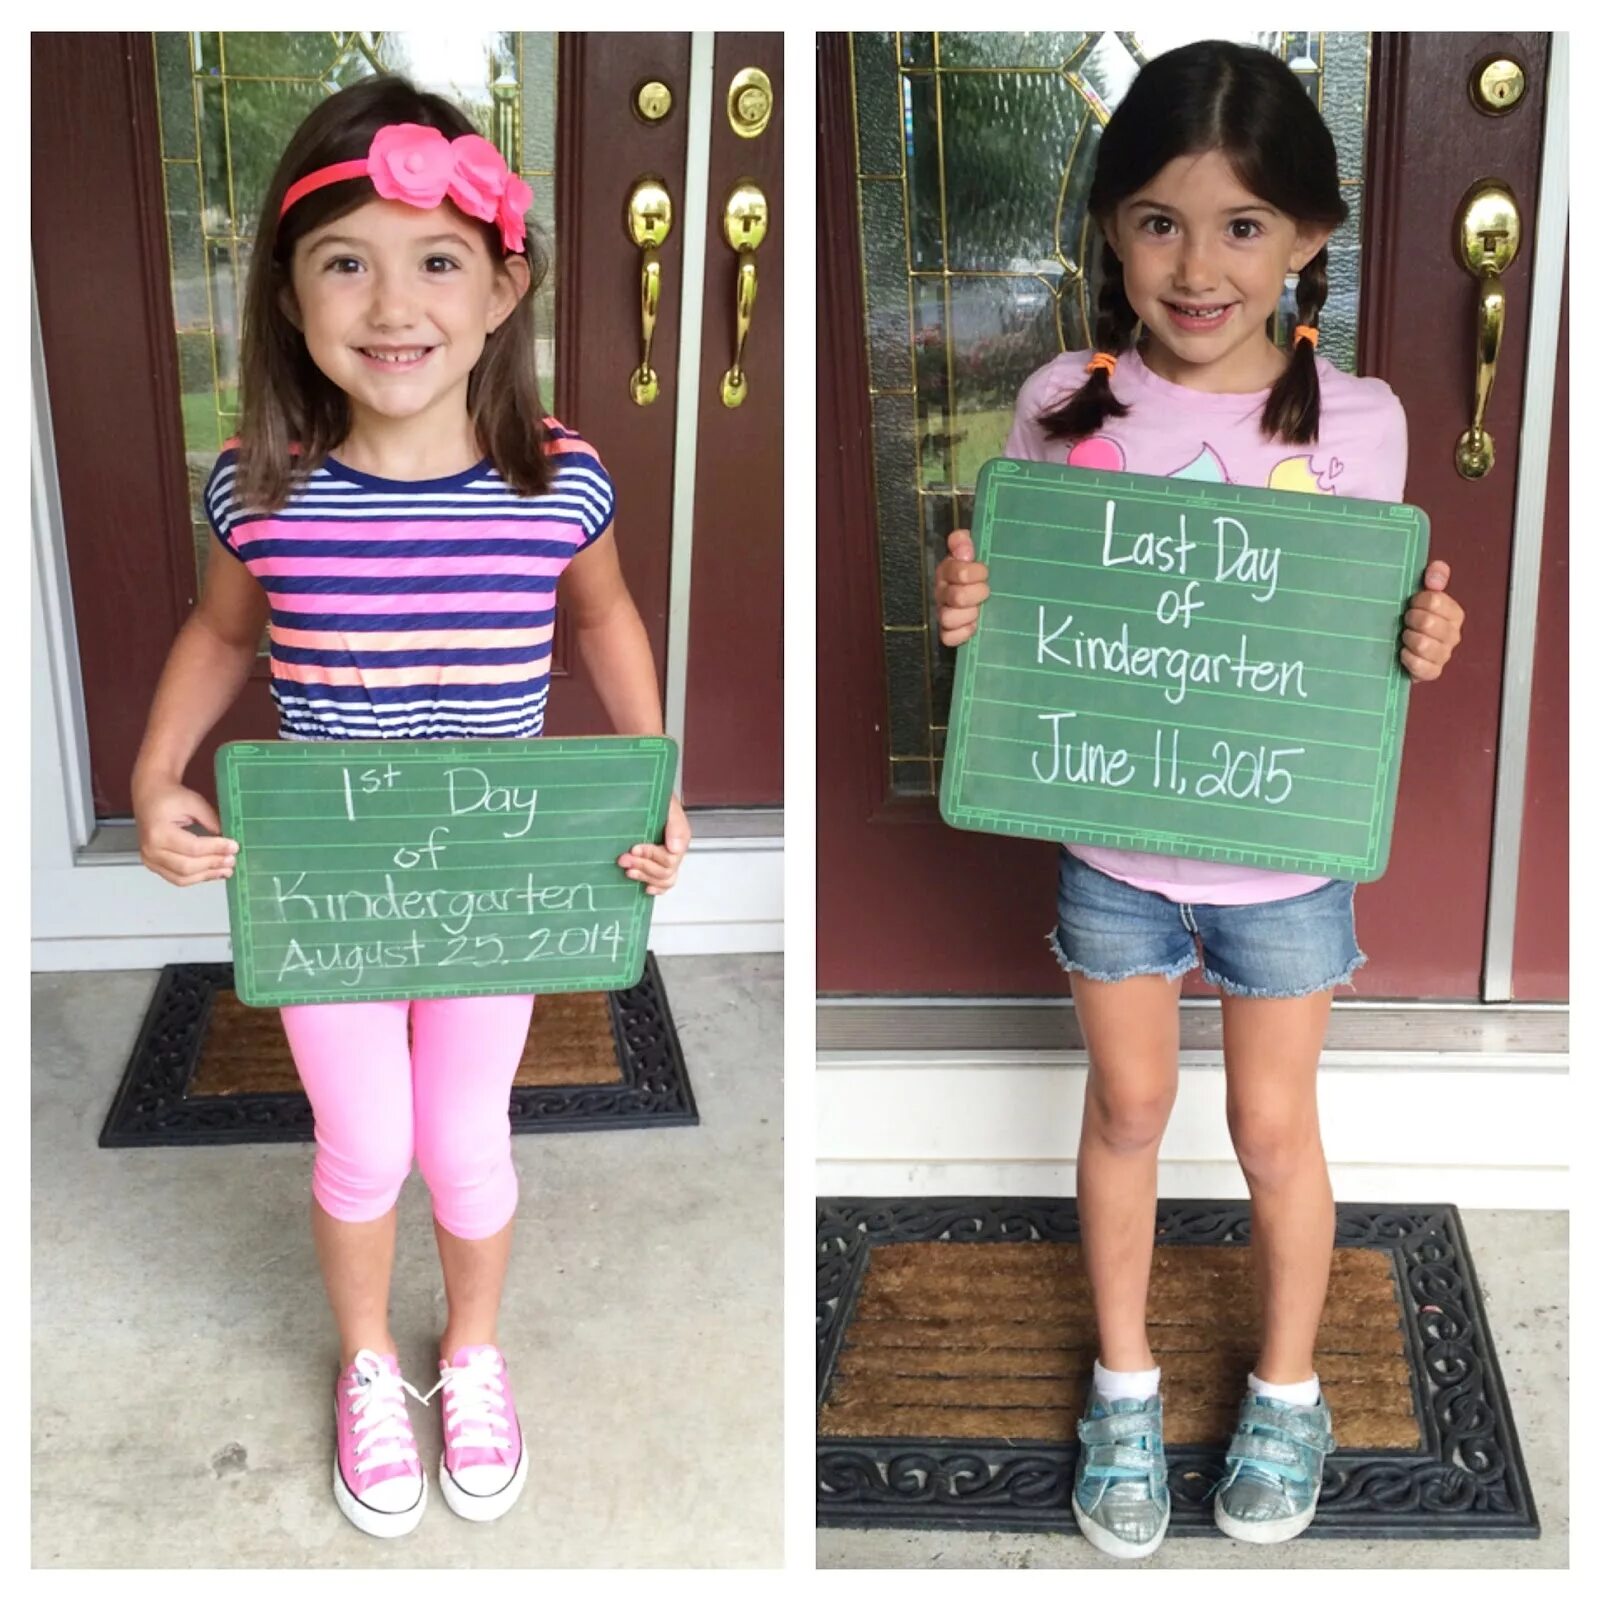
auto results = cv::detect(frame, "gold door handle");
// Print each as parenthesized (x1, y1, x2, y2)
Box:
(626, 178, 673, 406)
(1453, 180, 1521, 479)
(720, 182, 769, 408)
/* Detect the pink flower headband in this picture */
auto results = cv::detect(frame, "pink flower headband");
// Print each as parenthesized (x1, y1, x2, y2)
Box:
(279, 122, 534, 255)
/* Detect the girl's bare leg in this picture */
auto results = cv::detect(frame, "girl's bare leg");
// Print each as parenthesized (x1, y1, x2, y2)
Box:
(434, 1215, 515, 1361)
(1220, 991, 1336, 1383)
(311, 1200, 400, 1367)
(1070, 971, 1183, 1371)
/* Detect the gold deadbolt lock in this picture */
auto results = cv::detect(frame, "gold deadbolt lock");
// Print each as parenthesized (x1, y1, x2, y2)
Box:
(636, 80, 672, 122)
(1471, 57, 1526, 115)
(727, 67, 773, 138)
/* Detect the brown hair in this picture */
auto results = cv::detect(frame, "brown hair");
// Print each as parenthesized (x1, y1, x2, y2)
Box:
(1041, 40, 1348, 448)
(232, 73, 551, 512)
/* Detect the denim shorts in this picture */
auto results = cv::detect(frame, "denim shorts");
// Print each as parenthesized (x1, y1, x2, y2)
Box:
(1049, 848, 1366, 999)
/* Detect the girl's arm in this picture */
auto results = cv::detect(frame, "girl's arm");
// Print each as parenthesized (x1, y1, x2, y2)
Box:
(559, 528, 691, 894)
(562, 527, 667, 737)
(131, 549, 269, 885)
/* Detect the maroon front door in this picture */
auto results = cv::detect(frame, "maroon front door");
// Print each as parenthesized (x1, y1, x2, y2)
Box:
(818, 31, 1566, 1000)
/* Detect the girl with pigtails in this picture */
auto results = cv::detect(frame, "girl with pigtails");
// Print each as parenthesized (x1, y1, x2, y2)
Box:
(935, 40, 1463, 1556)
(132, 75, 690, 1538)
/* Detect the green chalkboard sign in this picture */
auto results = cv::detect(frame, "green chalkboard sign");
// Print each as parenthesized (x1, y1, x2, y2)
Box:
(217, 736, 677, 1006)
(940, 458, 1429, 881)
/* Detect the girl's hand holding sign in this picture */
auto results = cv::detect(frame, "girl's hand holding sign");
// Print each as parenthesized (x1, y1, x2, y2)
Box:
(134, 777, 238, 887)
(1401, 560, 1465, 681)
(619, 794, 693, 895)
(933, 529, 990, 647)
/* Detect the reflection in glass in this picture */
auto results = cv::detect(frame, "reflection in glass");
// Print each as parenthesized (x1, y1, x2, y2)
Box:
(153, 32, 558, 599)
(851, 31, 1372, 792)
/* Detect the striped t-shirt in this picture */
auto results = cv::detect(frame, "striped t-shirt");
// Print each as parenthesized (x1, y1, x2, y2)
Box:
(203, 420, 614, 741)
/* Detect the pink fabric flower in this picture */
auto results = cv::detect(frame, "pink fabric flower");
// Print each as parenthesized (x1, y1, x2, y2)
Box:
(443, 134, 509, 221)
(368, 123, 457, 208)
(365, 123, 531, 254)
(497, 174, 533, 255)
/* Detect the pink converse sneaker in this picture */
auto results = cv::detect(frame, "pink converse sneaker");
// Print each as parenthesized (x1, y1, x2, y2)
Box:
(332, 1349, 428, 1538)
(425, 1344, 527, 1521)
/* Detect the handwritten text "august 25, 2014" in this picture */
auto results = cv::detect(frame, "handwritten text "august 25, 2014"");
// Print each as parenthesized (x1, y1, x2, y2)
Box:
(263, 762, 629, 987)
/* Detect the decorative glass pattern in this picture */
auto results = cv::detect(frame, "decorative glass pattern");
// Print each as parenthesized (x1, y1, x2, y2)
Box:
(851, 31, 1372, 797)
(152, 31, 558, 603)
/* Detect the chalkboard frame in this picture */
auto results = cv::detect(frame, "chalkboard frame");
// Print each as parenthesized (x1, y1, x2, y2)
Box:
(940, 458, 1428, 882)
(218, 735, 677, 1006)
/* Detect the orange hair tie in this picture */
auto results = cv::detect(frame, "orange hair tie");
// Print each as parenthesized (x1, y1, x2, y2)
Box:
(1085, 351, 1118, 376)
(1293, 324, 1320, 349)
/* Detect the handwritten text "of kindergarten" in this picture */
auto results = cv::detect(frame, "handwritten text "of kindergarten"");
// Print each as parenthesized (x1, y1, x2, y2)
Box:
(1032, 501, 1311, 706)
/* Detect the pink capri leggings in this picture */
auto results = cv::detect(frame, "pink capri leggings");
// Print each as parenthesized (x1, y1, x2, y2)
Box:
(279, 994, 534, 1240)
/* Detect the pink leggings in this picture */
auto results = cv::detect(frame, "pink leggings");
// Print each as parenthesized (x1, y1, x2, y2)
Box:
(279, 994, 534, 1240)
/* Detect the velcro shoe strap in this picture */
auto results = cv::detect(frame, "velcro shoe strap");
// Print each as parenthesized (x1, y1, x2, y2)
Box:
(1080, 1408, 1160, 1444)
(1226, 1432, 1304, 1470)
(1088, 1443, 1158, 1475)
(1244, 1402, 1331, 1450)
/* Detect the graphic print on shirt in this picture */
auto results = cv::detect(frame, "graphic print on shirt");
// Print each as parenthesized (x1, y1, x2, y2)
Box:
(1064, 433, 1341, 495)
(203, 419, 614, 741)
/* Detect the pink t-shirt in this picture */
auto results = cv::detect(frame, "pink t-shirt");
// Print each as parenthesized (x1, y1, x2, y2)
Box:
(1002, 341, 1409, 905)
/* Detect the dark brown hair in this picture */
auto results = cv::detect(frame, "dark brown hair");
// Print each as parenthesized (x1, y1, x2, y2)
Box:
(233, 73, 550, 512)
(1041, 40, 1348, 447)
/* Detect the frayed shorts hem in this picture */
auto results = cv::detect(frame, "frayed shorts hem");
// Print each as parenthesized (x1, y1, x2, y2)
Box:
(1201, 949, 1369, 1000)
(1045, 928, 1199, 986)
(1047, 928, 1369, 998)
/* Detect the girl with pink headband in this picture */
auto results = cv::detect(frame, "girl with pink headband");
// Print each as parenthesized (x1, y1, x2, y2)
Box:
(131, 74, 691, 1538)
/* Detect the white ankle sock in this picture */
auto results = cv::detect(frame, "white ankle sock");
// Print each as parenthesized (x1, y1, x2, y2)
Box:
(1094, 1358, 1161, 1402)
(1248, 1370, 1321, 1406)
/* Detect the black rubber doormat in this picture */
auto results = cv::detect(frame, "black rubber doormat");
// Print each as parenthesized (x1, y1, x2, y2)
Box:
(816, 1199, 1538, 1540)
(99, 954, 697, 1147)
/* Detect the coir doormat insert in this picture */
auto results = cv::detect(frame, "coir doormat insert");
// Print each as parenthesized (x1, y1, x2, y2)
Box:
(817, 1199, 1537, 1539)
(100, 955, 696, 1147)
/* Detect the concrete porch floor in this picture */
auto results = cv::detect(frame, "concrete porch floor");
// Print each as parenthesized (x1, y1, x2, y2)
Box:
(32, 955, 782, 1568)
(816, 1207, 1567, 1569)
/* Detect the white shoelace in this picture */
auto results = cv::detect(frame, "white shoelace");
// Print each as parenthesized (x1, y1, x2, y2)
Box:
(421, 1349, 513, 1452)
(345, 1349, 425, 1473)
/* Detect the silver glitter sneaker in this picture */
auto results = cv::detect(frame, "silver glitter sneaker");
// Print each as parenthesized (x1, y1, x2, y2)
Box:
(1213, 1390, 1335, 1543)
(1071, 1389, 1171, 1559)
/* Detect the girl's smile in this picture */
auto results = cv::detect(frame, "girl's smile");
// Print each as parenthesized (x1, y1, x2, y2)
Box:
(355, 345, 439, 371)
(1161, 300, 1240, 334)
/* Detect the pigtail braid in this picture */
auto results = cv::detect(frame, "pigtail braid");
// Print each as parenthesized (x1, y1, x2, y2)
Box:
(1039, 235, 1139, 441)
(1260, 245, 1330, 444)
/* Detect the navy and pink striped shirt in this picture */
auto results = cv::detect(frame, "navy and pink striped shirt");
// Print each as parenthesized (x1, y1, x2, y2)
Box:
(203, 419, 614, 741)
